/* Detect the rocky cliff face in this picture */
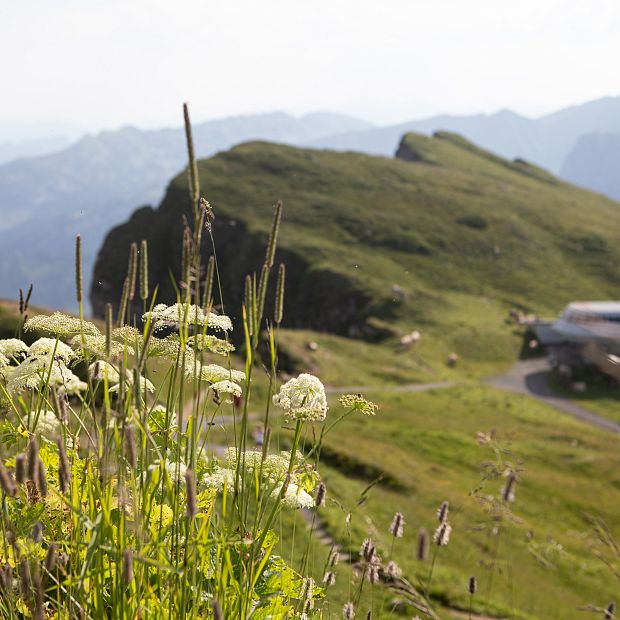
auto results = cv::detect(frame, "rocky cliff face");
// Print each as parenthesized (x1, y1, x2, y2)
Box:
(90, 180, 375, 339)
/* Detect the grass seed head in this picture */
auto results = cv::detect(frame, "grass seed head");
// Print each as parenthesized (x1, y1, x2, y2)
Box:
(433, 521, 452, 546)
(185, 468, 197, 518)
(27, 437, 39, 481)
(437, 500, 449, 523)
(343, 602, 355, 619)
(35, 458, 48, 498)
(605, 602, 616, 620)
(15, 454, 26, 484)
(390, 511, 404, 538)
(502, 473, 517, 503)
(122, 549, 134, 585)
(0, 461, 17, 497)
(417, 527, 429, 560)
(469, 575, 477, 594)
(323, 571, 336, 587)
(45, 543, 58, 573)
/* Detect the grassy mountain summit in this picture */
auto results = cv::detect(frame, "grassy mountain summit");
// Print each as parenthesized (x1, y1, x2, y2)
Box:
(92, 130, 620, 374)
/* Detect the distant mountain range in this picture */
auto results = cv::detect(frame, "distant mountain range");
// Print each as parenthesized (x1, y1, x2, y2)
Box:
(3, 96, 620, 312)
(0, 112, 373, 311)
(0, 136, 75, 165)
(560, 132, 620, 201)
(308, 96, 620, 175)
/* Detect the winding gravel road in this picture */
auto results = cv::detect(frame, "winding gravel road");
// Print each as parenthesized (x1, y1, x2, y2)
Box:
(485, 357, 620, 433)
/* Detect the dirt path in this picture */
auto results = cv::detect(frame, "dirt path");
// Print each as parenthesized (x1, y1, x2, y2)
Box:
(485, 358, 620, 433)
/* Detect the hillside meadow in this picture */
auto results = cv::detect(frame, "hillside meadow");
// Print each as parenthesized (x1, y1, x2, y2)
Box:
(1, 124, 619, 618)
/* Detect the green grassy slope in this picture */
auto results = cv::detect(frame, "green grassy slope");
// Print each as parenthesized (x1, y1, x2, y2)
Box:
(88, 132, 620, 617)
(93, 131, 620, 378)
(263, 351, 620, 620)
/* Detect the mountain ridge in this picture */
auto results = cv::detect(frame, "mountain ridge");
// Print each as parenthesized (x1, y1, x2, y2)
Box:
(91, 132, 620, 361)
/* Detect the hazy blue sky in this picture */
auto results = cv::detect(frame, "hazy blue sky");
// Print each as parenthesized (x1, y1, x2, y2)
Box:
(2, 0, 620, 140)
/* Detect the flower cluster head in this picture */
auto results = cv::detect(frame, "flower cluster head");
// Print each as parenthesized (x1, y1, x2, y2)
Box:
(275, 482, 315, 509)
(338, 393, 378, 416)
(0, 339, 28, 360)
(6, 356, 86, 395)
(187, 334, 235, 356)
(143, 304, 232, 332)
(273, 373, 328, 422)
(28, 338, 74, 364)
(210, 380, 242, 399)
(31, 410, 62, 440)
(25, 313, 100, 337)
(89, 361, 125, 384)
(343, 602, 355, 619)
(433, 521, 452, 546)
(203, 468, 235, 492)
(195, 363, 245, 385)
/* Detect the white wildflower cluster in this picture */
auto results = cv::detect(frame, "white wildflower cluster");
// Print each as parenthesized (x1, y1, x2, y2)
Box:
(210, 380, 242, 399)
(148, 404, 178, 431)
(0, 339, 28, 359)
(108, 374, 155, 394)
(112, 326, 143, 346)
(143, 304, 233, 332)
(197, 363, 245, 385)
(203, 468, 235, 492)
(30, 409, 62, 440)
(28, 338, 74, 364)
(338, 393, 378, 416)
(225, 448, 303, 483)
(4, 352, 86, 395)
(275, 482, 315, 509)
(25, 313, 100, 337)
(187, 334, 235, 356)
(88, 361, 125, 384)
(164, 461, 187, 484)
(146, 335, 184, 359)
(272, 374, 328, 422)
(70, 334, 125, 358)
(224, 448, 318, 509)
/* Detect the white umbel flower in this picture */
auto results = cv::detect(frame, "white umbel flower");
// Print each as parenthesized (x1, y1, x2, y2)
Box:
(0, 339, 28, 359)
(163, 461, 187, 484)
(28, 338, 74, 364)
(6, 358, 86, 394)
(273, 373, 328, 422)
(89, 361, 123, 384)
(143, 304, 233, 332)
(198, 364, 245, 385)
(187, 334, 235, 355)
(203, 468, 235, 492)
(25, 313, 100, 337)
(31, 410, 62, 439)
(108, 374, 155, 394)
(274, 482, 315, 509)
(210, 380, 242, 398)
